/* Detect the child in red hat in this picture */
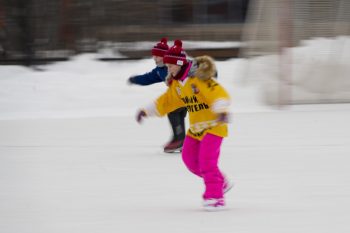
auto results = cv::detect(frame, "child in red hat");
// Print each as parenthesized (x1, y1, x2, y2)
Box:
(128, 38, 187, 153)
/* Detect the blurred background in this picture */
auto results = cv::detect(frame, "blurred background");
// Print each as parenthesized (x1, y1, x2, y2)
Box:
(0, 0, 248, 62)
(0, 0, 350, 106)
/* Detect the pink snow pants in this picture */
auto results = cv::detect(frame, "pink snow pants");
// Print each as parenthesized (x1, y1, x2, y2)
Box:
(182, 133, 225, 199)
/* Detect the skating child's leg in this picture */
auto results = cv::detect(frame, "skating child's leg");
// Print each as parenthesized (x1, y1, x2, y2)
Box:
(167, 108, 186, 142)
(181, 135, 201, 177)
(198, 133, 225, 200)
(164, 108, 187, 152)
(178, 107, 187, 140)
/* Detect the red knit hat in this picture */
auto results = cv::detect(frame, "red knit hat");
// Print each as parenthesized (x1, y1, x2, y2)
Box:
(163, 40, 187, 66)
(151, 38, 169, 57)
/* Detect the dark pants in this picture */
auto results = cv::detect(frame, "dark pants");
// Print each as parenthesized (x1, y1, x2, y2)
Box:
(167, 107, 187, 142)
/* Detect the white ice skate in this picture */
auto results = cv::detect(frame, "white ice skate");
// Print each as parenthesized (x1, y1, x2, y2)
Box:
(203, 198, 226, 211)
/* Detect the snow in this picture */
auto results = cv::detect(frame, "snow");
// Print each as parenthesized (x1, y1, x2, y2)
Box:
(99, 40, 242, 51)
(244, 36, 350, 104)
(1, 40, 350, 233)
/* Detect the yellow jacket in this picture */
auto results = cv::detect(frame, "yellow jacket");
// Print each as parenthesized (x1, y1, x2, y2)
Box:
(144, 56, 231, 140)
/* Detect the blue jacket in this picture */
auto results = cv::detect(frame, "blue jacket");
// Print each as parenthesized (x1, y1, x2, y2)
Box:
(129, 66, 168, 86)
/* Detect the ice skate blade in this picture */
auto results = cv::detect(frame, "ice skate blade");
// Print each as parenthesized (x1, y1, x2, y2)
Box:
(164, 148, 182, 153)
(203, 205, 227, 212)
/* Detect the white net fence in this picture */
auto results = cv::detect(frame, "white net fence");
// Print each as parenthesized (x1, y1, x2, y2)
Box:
(241, 0, 350, 105)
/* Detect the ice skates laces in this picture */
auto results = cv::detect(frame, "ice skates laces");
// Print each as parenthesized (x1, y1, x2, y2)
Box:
(203, 198, 226, 211)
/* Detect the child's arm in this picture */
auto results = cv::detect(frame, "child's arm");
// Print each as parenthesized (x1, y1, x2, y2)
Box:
(128, 67, 166, 86)
(136, 84, 184, 123)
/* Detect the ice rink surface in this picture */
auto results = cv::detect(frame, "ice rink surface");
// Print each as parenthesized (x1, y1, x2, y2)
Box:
(1, 108, 350, 233)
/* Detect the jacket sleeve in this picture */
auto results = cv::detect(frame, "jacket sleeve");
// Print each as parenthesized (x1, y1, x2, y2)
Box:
(129, 67, 166, 86)
(144, 83, 185, 117)
(201, 79, 231, 113)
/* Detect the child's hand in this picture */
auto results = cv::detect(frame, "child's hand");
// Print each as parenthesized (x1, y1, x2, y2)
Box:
(127, 76, 135, 85)
(136, 110, 147, 123)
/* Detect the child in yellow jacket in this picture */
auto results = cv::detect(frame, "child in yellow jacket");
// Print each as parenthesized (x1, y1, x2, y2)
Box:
(136, 40, 233, 211)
